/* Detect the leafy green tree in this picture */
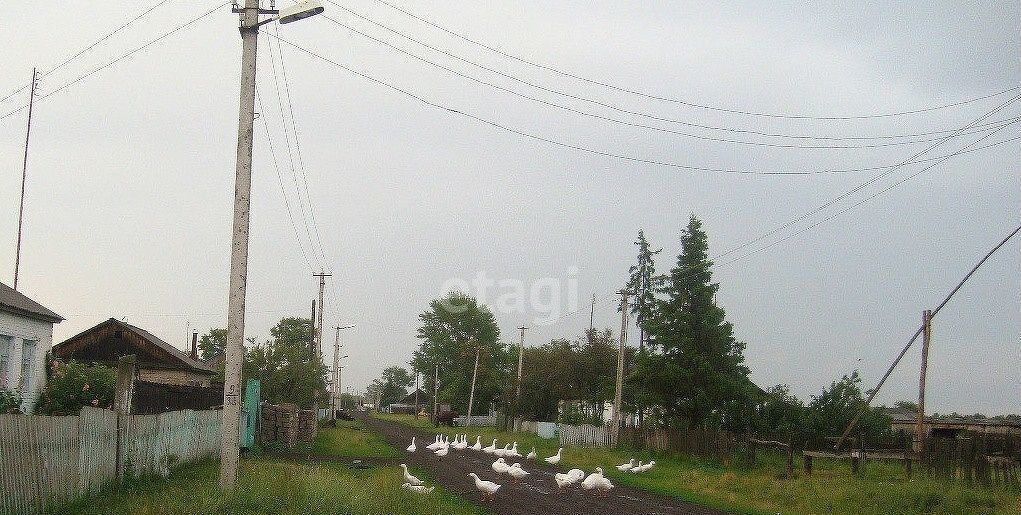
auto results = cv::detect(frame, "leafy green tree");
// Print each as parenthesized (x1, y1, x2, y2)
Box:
(0, 389, 23, 414)
(754, 384, 806, 440)
(636, 215, 753, 429)
(375, 366, 414, 407)
(243, 317, 327, 409)
(806, 370, 891, 443)
(410, 292, 510, 415)
(36, 360, 116, 415)
(197, 328, 227, 361)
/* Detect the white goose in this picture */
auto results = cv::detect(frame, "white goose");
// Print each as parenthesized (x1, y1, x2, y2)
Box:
(616, 458, 635, 471)
(482, 439, 498, 454)
(508, 442, 521, 458)
(467, 473, 501, 501)
(544, 448, 563, 465)
(629, 461, 644, 473)
(470, 435, 483, 451)
(640, 460, 656, 472)
(400, 463, 424, 486)
(525, 447, 537, 460)
(506, 462, 530, 481)
(496, 443, 512, 458)
(554, 468, 585, 489)
(581, 467, 614, 496)
(491, 457, 510, 474)
(406, 437, 417, 453)
(434, 444, 449, 457)
(426, 435, 443, 451)
(402, 482, 435, 494)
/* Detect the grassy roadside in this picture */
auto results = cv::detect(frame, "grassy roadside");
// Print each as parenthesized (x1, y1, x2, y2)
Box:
(53, 419, 486, 515)
(374, 413, 1021, 515)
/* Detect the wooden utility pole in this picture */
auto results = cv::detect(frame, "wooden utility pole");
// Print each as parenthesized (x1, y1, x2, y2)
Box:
(312, 271, 331, 359)
(466, 344, 482, 427)
(13, 68, 38, 291)
(414, 371, 420, 416)
(309, 300, 316, 352)
(588, 293, 596, 343)
(610, 289, 629, 446)
(915, 309, 932, 454)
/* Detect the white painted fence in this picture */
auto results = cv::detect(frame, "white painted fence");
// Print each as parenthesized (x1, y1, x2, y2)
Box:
(0, 407, 221, 514)
(558, 423, 611, 447)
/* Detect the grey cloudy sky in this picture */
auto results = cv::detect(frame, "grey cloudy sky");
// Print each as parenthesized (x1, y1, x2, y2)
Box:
(2, 1, 1018, 414)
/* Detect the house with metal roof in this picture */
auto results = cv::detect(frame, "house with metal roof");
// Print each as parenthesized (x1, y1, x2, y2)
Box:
(53, 318, 217, 387)
(0, 282, 63, 413)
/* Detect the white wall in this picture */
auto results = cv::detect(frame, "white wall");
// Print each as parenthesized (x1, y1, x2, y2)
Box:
(0, 311, 55, 413)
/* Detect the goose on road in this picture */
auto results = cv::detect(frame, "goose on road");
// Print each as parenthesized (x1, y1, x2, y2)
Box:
(468, 473, 501, 501)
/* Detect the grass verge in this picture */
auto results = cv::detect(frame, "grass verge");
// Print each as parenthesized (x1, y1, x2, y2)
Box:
(311, 419, 400, 458)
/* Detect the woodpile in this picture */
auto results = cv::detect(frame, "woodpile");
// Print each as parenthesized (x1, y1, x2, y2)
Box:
(260, 403, 318, 449)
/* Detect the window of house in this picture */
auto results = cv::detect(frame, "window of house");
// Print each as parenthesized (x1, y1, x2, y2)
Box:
(18, 340, 37, 396)
(0, 335, 11, 389)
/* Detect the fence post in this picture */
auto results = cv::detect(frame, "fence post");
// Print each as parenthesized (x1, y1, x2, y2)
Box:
(804, 453, 812, 475)
(113, 355, 136, 480)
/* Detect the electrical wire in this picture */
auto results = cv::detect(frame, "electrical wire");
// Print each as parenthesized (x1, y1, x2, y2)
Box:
(270, 33, 1017, 176)
(371, 0, 1020, 121)
(0, 1, 230, 122)
(272, 23, 330, 265)
(256, 88, 316, 272)
(318, 9, 1019, 150)
(264, 32, 326, 269)
(328, 1, 1021, 143)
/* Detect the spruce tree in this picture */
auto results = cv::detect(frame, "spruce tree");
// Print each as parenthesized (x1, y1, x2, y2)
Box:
(640, 215, 752, 429)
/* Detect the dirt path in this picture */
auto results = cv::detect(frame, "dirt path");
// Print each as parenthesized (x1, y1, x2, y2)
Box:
(357, 413, 727, 515)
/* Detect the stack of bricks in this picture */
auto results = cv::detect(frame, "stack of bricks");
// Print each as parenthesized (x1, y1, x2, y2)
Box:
(296, 409, 318, 444)
(260, 403, 299, 449)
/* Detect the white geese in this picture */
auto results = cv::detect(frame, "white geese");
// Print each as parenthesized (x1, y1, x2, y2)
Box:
(581, 467, 614, 496)
(400, 463, 424, 486)
(544, 448, 563, 465)
(482, 439, 498, 454)
(434, 444, 449, 457)
(506, 463, 530, 481)
(470, 435, 482, 451)
(631, 460, 656, 473)
(406, 437, 417, 453)
(425, 435, 443, 451)
(616, 458, 635, 471)
(491, 457, 510, 474)
(467, 473, 501, 501)
(496, 443, 512, 457)
(451, 434, 466, 450)
(554, 468, 585, 489)
(525, 447, 537, 460)
(508, 442, 521, 458)
(402, 482, 435, 494)
(629, 461, 644, 473)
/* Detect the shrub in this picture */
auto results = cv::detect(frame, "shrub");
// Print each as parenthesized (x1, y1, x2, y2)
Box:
(0, 389, 23, 414)
(35, 360, 116, 415)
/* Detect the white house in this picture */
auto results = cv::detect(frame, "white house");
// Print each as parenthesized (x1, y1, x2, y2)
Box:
(0, 282, 63, 413)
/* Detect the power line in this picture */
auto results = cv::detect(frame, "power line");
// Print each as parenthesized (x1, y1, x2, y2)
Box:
(270, 33, 1017, 177)
(371, 0, 1020, 121)
(264, 32, 325, 268)
(256, 88, 316, 272)
(318, 8, 1019, 150)
(272, 23, 330, 265)
(328, 1, 1021, 143)
(0, 1, 230, 122)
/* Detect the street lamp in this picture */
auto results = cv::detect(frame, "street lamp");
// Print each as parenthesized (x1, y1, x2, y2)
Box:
(219, 0, 323, 490)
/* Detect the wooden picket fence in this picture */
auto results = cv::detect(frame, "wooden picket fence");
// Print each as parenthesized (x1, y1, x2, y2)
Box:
(924, 437, 1020, 489)
(0, 407, 221, 514)
(558, 423, 612, 447)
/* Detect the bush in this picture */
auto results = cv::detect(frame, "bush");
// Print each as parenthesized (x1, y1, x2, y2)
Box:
(35, 360, 116, 415)
(0, 389, 23, 414)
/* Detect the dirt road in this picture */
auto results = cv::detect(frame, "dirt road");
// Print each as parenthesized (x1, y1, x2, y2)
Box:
(358, 413, 727, 515)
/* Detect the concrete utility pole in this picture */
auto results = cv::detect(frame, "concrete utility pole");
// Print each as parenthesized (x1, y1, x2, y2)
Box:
(915, 310, 932, 454)
(312, 271, 331, 359)
(219, 0, 261, 489)
(610, 289, 629, 446)
(13, 68, 38, 291)
(466, 344, 482, 427)
(331, 326, 341, 420)
(515, 326, 528, 399)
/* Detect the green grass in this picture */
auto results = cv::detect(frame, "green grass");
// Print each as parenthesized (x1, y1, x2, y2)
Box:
(376, 413, 1021, 515)
(54, 458, 486, 515)
(311, 419, 400, 458)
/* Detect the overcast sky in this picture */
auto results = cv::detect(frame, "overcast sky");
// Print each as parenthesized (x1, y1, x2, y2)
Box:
(2, 1, 1018, 415)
